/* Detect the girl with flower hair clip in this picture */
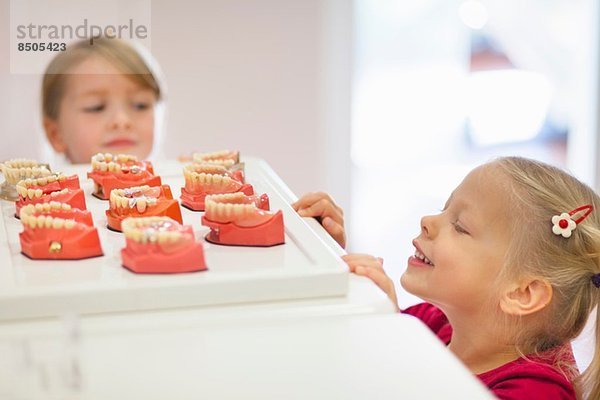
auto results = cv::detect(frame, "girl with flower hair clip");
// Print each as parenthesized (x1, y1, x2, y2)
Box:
(294, 156, 600, 399)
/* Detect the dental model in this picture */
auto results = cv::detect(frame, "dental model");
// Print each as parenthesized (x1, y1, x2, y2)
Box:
(0, 159, 52, 201)
(192, 150, 241, 169)
(19, 202, 103, 260)
(180, 162, 253, 211)
(121, 216, 207, 274)
(202, 192, 285, 247)
(15, 173, 86, 217)
(87, 153, 161, 200)
(106, 184, 183, 232)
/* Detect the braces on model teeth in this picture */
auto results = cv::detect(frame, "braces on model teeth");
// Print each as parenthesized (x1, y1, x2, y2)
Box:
(19, 202, 103, 260)
(0, 159, 52, 201)
(14, 173, 86, 218)
(106, 184, 183, 232)
(87, 153, 161, 200)
(414, 249, 433, 265)
(180, 162, 253, 211)
(120, 216, 207, 274)
(201, 192, 285, 247)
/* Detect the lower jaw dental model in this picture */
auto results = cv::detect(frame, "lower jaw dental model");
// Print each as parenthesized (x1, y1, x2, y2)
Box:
(15, 174, 86, 218)
(0, 159, 52, 201)
(106, 184, 183, 232)
(201, 192, 285, 247)
(87, 153, 161, 200)
(120, 216, 207, 274)
(180, 163, 253, 211)
(19, 202, 103, 260)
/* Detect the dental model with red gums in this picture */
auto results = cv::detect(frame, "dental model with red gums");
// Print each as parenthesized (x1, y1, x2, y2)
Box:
(192, 150, 241, 169)
(180, 162, 253, 211)
(106, 184, 183, 232)
(120, 216, 207, 274)
(19, 202, 103, 260)
(0, 159, 52, 201)
(15, 173, 86, 217)
(202, 192, 285, 247)
(87, 152, 161, 200)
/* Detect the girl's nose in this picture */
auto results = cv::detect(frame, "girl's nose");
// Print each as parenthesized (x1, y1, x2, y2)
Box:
(420, 214, 438, 238)
(110, 108, 132, 130)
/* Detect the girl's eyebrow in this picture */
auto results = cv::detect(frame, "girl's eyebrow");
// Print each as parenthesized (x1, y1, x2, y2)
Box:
(444, 191, 474, 214)
(77, 89, 107, 98)
(443, 192, 455, 210)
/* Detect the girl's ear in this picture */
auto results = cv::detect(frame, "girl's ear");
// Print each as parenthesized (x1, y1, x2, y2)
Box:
(43, 117, 66, 153)
(500, 278, 553, 316)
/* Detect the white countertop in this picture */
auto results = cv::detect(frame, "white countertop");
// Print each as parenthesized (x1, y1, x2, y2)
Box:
(0, 305, 493, 400)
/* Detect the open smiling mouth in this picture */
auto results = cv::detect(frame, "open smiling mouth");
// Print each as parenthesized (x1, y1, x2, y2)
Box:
(88, 153, 162, 200)
(19, 202, 103, 260)
(120, 216, 207, 274)
(414, 248, 434, 266)
(106, 184, 183, 232)
(15, 173, 86, 218)
(201, 192, 284, 247)
(180, 162, 253, 211)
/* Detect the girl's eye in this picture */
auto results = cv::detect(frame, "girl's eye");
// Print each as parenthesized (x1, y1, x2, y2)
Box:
(452, 221, 469, 235)
(83, 104, 105, 112)
(133, 102, 150, 110)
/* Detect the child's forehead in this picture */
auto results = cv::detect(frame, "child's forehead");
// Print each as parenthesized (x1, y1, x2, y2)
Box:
(64, 70, 153, 98)
(67, 55, 122, 75)
(450, 165, 511, 212)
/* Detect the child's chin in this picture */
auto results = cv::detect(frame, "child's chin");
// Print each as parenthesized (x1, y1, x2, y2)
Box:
(399, 272, 415, 292)
(400, 272, 429, 298)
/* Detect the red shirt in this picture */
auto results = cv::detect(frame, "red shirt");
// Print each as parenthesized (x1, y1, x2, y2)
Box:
(402, 303, 577, 400)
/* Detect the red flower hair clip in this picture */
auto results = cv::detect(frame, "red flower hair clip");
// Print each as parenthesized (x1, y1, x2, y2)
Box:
(552, 204, 594, 238)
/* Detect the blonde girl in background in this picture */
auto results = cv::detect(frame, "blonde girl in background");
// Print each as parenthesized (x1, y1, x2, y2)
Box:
(294, 157, 600, 399)
(42, 38, 163, 164)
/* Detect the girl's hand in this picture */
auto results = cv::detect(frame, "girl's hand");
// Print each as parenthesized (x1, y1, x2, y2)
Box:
(292, 192, 346, 249)
(342, 253, 399, 311)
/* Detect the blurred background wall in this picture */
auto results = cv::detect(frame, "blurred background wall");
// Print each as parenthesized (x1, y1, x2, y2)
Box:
(0, 0, 352, 209)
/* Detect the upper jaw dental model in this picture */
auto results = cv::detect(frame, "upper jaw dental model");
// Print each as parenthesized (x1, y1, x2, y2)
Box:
(192, 150, 242, 169)
(0, 159, 52, 201)
(201, 192, 285, 247)
(19, 202, 103, 260)
(120, 216, 207, 274)
(87, 153, 162, 200)
(180, 162, 253, 211)
(15, 173, 86, 218)
(106, 184, 183, 232)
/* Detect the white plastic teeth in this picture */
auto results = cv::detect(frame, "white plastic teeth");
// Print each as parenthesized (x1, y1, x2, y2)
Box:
(0, 159, 52, 184)
(109, 186, 158, 212)
(15, 174, 67, 199)
(91, 153, 137, 172)
(19, 202, 76, 230)
(183, 169, 238, 191)
(121, 217, 186, 245)
(184, 163, 228, 176)
(204, 193, 259, 223)
(191, 152, 237, 169)
(192, 150, 239, 165)
(414, 249, 433, 265)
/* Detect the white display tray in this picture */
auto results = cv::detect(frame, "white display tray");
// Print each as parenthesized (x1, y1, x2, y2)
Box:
(0, 157, 348, 321)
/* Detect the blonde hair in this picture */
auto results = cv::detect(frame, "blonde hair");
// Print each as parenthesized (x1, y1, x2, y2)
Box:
(42, 38, 161, 120)
(494, 157, 600, 400)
